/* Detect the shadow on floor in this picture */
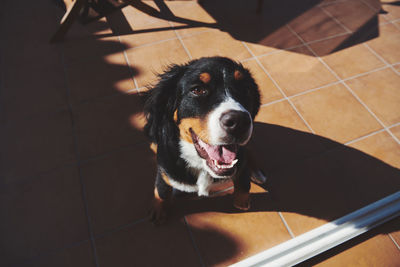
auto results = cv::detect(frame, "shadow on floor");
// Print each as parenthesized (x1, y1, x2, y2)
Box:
(169, 122, 400, 265)
(87, 0, 384, 56)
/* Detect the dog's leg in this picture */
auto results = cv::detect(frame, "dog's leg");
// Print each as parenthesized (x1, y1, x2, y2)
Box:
(150, 170, 172, 225)
(233, 170, 251, 211)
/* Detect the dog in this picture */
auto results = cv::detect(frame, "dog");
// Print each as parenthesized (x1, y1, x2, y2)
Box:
(143, 57, 265, 224)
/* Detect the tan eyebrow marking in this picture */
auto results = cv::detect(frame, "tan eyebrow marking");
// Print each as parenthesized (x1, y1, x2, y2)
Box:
(234, 70, 243, 80)
(199, 72, 211, 83)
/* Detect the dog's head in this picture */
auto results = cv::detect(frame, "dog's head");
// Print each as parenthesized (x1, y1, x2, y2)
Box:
(144, 57, 260, 178)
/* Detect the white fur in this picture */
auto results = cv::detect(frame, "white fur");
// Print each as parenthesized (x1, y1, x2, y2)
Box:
(196, 171, 213, 196)
(207, 97, 253, 145)
(168, 178, 198, 193)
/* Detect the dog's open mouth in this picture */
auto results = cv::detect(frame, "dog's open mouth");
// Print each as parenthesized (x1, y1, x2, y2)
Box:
(190, 129, 238, 177)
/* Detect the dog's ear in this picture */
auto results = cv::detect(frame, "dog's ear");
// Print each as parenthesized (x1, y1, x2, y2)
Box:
(144, 64, 186, 144)
(242, 66, 261, 119)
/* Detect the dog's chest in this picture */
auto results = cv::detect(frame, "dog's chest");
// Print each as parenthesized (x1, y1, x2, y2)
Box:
(195, 170, 231, 196)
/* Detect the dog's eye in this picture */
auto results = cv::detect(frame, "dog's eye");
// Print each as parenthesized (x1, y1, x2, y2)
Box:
(191, 87, 208, 96)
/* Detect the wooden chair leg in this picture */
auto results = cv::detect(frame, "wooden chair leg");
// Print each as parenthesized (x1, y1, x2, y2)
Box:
(50, 0, 87, 43)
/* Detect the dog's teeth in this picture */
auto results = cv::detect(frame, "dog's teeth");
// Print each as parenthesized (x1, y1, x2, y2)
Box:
(213, 159, 239, 169)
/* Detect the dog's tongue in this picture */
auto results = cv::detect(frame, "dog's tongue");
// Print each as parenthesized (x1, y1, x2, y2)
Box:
(198, 139, 237, 163)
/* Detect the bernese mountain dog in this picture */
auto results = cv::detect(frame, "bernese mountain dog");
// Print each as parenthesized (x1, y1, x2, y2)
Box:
(144, 56, 266, 224)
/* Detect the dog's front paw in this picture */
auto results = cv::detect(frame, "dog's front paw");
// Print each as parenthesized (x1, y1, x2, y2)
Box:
(233, 191, 250, 211)
(149, 200, 168, 226)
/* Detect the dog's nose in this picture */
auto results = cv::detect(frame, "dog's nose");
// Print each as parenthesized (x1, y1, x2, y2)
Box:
(220, 110, 251, 136)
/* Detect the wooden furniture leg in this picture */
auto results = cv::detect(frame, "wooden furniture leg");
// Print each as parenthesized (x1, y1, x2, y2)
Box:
(50, 0, 87, 43)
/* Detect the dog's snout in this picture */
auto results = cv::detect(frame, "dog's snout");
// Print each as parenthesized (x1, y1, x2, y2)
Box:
(220, 110, 251, 136)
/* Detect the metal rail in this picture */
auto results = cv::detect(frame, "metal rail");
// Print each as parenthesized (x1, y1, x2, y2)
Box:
(231, 191, 400, 267)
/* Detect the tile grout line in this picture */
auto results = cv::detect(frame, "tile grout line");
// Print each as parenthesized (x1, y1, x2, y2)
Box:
(60, 47, 100, 267)
(241, 41, 316, 135)
(169, 21, 193, 60)
(388, 234, 400, 250)
(183, 217, 206, 267)
(118, 36, 140, 91)
(319, 6, 352, 34)
(363, 43, 400, 76)
(94, 218, 148, 240)
(21, 239, 92, 265)
(388, 122, 400, 130)
(344, 128, 386, 145)
(286, 24, 400, 146)
(278, 212, 295, 238)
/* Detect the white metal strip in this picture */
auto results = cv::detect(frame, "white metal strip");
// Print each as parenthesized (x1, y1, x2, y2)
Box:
(231, 191, 400, 267)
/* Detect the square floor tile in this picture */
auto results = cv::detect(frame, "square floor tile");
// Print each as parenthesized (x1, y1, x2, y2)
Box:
(250, 101, 338, 171)
(346, 68, 400, 126)
(114, 3, 177, 49)
(367, 23, 400, 64)
(348, 131, 400, 168)
(0, 165, 89, 266)
(288, 6, 348, 43)
(259, 46, 338, 96)
(185, 211, 291, 266)
(322, 0, 378, 32)
(72, 93, 146, 160)
(95, 219, 201, 267)
(313, 233, 400, 266)
(66, 52, 135, 104)
(255, 101, 309, 132)
(181, 30, 252, 61)
(167, 1, 217, 37)
(241, 59, 283, 104)
(0, 110, 76, 182)
(309, 35, 385, 79)
(125, 38, 190, 87)
(21, 241, 95, 267)
(291, 83, 382, 143)
(81, 143, 156, 235)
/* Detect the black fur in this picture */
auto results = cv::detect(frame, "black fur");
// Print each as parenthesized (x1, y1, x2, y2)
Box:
(144, 57, 261, 200)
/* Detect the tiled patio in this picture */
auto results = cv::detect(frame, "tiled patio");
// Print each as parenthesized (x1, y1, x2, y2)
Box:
(1, 0, 400, 266)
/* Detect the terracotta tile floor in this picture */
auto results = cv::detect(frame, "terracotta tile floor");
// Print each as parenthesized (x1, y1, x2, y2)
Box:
(1, 0, 400, 266)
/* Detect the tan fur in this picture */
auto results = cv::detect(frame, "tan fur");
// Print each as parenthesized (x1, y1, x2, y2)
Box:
(160, 171, 172, 186)
(178, 116, 211, 144)
(151, 187, 169, 225)
(150, 143, 157, 154)
(173, 109, 178, 123)
(234, 70, 243, 80)
(199, 72, 211, 83)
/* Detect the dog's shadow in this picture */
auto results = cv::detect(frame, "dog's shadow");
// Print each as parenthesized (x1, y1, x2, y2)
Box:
(169, 122, 400, 263)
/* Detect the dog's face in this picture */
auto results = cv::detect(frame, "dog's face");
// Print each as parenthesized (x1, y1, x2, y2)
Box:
(145, 57, 260, 179)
